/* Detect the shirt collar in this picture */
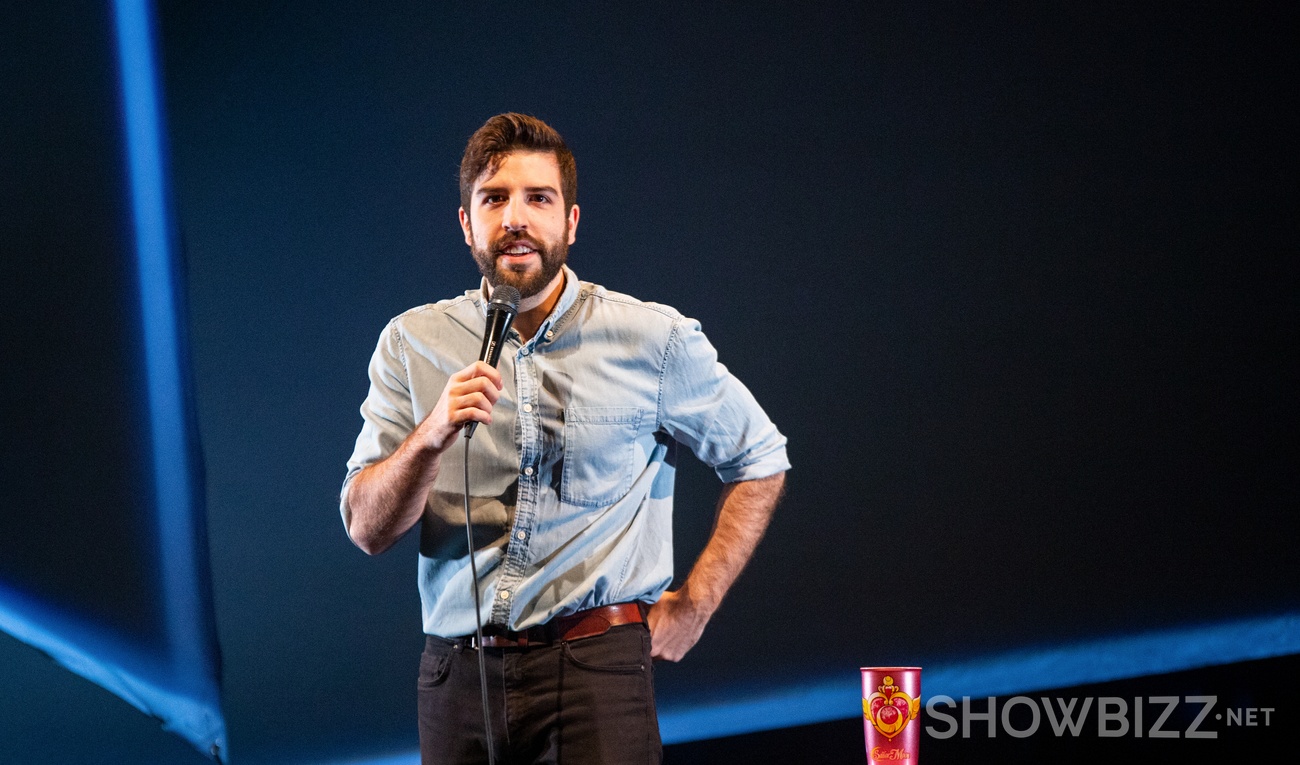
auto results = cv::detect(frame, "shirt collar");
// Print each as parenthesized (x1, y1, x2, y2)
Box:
(476, 264, 582, 340)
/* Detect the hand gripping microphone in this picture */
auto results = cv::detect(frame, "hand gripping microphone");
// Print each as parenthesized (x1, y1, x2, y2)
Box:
(464, 284, 520, 439)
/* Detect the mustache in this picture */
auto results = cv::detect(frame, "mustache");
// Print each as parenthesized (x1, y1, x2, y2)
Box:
(492, 235, 544, 254)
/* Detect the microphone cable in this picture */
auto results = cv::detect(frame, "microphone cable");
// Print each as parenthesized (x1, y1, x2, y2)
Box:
(459, 282, 517, 765)
(463, 431, 497, 765)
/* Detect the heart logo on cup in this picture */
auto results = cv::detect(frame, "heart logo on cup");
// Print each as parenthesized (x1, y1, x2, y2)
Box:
(863, 675, 919, 739)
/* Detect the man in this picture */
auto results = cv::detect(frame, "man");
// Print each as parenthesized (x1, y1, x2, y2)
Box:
(341, 113, 788, 764)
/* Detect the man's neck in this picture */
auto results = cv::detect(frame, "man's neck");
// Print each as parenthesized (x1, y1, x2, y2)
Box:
(511, 270, 566, 341)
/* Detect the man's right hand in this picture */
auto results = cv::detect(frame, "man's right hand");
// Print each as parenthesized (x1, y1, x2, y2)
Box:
(344, 360, 503, 555)
(417, 360, 504, 453)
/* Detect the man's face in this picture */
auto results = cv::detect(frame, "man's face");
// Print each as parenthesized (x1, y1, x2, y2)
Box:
(460, 151, 579, 300)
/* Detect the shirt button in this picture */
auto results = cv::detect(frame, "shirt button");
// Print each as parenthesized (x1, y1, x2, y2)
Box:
(545, 330, 554, 340)
(497, 590, 510, 600)
(522, 403, 533, 413)
(523, 466, 534, 476)
(516, 530, 527, 540)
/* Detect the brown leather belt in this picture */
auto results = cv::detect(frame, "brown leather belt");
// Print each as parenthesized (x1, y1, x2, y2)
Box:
(468, 602, 646, 648)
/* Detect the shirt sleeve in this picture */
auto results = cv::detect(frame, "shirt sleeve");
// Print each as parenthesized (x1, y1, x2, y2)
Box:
(657, 316, 790, 483)
(339, 320, 418, 521)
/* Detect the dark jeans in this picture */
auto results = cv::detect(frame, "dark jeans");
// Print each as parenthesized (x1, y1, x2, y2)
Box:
(418, 623, 662, 765)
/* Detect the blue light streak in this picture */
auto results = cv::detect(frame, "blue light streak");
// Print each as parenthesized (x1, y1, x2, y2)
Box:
(657, 611, 1300, 743)
(0, 1, 226, 758)
(113, 0, 199, 670)
(113, 0, 225, 757)
(300, 612, 1297, 763)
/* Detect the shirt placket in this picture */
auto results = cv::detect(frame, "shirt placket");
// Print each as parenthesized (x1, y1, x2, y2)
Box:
(492, 339, 539, 625)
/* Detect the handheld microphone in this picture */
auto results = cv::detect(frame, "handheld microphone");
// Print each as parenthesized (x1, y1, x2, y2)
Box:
(462, 283, 519, 765)
(465, 284, 520, 439)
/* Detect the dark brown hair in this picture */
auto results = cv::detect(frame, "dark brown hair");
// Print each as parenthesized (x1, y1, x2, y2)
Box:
(459, 113, 577, 212)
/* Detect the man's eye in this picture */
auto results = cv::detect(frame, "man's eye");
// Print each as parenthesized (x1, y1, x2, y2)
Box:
(484, 195, 505, 205)
(530, 194, 550, 204)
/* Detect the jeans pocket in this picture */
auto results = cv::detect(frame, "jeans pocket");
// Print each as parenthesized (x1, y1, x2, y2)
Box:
(561, 627, 649, 674)
(417, 642, 454, 689)
(560, 407, 643, 507)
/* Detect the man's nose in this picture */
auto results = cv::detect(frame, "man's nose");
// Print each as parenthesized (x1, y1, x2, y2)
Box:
(502, 196, 527, 232)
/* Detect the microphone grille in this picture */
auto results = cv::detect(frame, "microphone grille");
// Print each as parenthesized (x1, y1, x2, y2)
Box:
(490, 285, 521, 313)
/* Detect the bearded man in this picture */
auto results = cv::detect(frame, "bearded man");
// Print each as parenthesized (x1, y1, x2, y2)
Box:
(341, 113, 788, 765)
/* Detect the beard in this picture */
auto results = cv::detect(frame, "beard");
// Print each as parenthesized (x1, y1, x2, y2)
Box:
(471, 225, 569, 300)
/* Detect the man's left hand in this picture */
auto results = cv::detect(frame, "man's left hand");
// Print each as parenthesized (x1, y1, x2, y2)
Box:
(645, 473, 786, 662)
(646, 588, 715, 662)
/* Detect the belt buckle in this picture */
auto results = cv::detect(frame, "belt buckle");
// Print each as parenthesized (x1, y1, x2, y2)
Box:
(469, 631, 528, 649)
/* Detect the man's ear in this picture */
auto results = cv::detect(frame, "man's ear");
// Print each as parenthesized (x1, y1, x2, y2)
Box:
(459, 207, 473, 247)
(567, 204, 580, 245)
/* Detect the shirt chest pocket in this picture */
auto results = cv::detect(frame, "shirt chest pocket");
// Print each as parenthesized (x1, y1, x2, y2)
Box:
(560, 407, 644, 507)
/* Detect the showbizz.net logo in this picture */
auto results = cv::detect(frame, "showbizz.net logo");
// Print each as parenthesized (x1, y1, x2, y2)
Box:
(924, 694, 1274, 739)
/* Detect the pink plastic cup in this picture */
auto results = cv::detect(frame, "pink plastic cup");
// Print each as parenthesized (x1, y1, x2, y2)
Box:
(861, 666, 922, 763)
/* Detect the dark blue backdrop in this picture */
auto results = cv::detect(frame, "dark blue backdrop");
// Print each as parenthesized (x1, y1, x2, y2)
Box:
(2, 2, 1296, 763)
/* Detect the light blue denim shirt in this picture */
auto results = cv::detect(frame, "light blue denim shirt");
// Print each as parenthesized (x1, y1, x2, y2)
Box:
(341, 266, 789, 638)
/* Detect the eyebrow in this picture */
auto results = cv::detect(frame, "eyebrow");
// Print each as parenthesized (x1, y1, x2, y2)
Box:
(476, 185, 559, 198)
